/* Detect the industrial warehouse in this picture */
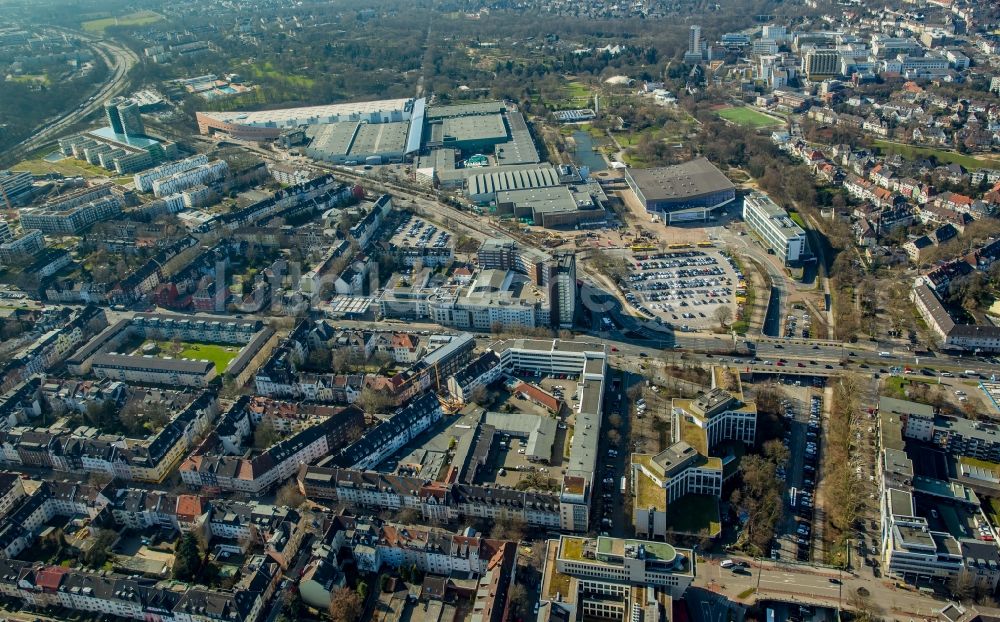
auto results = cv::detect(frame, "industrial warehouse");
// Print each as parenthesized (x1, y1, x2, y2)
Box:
(197, 98, 541, 170)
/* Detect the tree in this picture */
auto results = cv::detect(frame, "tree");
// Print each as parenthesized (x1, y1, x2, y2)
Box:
(508, 584, 533, 617)
(396, 507, 421, 524)
(169, 336, 184, 357)
(276, 481, 305, 508)
(607, 414, 623, 429)
(82, 529, 117, 568)
(409, 563, 424, 584)
(357, 387, 395, 414)
(328, 587, 363, 622)
(469, 384, 490, 406)
(357, 581, 369, 600)
(254, 418, 280, 449)
(762, 439, 790, 466)
(607, 429, 622, 446)
(307, 347, 332, 371)
(492, 516, 526, 542)
(173, 532, 202, 581)
(735, 455, 784, 554)
(714, 306, 733, 329)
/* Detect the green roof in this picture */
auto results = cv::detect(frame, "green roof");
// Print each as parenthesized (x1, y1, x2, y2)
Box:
(635, 470, 666, 511)
(678, 416, 708, 456)
(665, 494, 721, 536)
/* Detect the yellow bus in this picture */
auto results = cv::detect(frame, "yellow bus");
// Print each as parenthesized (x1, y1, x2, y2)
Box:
(668, 243, 692, 249)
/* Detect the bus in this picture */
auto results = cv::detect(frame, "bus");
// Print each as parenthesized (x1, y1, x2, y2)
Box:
(697, 241, 714, 248)
(620, 476, 627, 494)
(668, 243, 692, 249)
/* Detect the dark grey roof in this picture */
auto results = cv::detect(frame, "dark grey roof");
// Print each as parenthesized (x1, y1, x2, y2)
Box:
(626, 157, 734, 202)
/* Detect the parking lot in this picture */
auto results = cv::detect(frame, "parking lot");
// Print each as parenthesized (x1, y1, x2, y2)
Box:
(784, 304, 813, 340)
(772, 392, 822, 563)
(388, 213, 453, 252)
(623, 249, 742, 330)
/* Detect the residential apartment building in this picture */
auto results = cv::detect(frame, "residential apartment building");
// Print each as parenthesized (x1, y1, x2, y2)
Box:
(133, 154, 209, 192)
(299, 466, 564, 529)
(19, 196, 122, 235)
(0, 171, 32, 202)
(446, 351, 503, 402)
(326, 393, 443, 470)
(151, 160, 229, 197)
(180, 405, 365, 495)
(913, 283, 1000, 353)
(0, 230, 45, 263)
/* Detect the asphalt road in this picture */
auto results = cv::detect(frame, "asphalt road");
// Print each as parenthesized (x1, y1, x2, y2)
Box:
(9, 31, 138, 159)
(696, 556, 946, 620)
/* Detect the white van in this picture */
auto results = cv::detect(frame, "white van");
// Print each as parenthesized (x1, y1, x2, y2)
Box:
(879, 351, 892, 357)
(721, 559, 735, 568)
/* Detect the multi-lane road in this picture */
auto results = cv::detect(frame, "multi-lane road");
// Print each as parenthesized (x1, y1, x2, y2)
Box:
(695, 556, 946, 620)
(8, 30, 138, 161)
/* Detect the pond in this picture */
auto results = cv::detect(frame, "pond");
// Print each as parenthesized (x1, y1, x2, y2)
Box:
(570, 130, 607, 172)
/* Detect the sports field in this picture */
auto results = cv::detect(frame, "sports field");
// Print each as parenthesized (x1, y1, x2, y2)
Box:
(82, 11, 163, 33)
(717, 106, 783, 128)
(154, 342, 240, 373)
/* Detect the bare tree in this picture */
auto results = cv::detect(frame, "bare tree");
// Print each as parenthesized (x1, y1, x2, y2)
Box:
(469, 384, 490, 406)
(714, 305, 733, 329)
(275, 481, 305, 508)
(253, 418, 280, 449)
(492, 516, 526, 542)
(328, 587, 363, 622)
(357, 387, 396, 414)
(607, 429, 622, 446)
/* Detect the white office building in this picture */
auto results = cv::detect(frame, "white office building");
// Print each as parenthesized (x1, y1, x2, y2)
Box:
(742, 192, 806, 263)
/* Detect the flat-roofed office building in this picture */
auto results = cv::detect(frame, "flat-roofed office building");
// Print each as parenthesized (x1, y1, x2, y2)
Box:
(742, 191, 806, 263)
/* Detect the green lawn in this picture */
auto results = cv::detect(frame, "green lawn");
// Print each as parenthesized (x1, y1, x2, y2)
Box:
(542, 79, 593, 110)
(82, 10, 163, 33)
(789, 212, 806, 228)
(246, 61, 316, 89)
(154, 342, 240, 373)
(873, 140, 1000, 171)
(665, 494, 722, 536)
(717, 106, 783, 128)
(9, 74, 51, 86)
(882, 375, 937, 399)
(14, 155, 112, 179)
